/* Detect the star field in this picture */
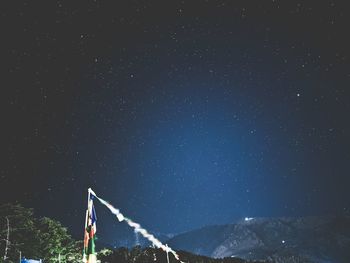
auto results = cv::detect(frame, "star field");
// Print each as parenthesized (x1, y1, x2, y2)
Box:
(1, 1, 350, 243)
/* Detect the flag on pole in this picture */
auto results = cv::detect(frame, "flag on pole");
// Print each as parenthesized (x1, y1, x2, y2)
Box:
(83, 189, 97, 263)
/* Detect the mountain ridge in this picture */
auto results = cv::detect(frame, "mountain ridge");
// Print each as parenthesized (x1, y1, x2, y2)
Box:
(166, 215, 350, 263)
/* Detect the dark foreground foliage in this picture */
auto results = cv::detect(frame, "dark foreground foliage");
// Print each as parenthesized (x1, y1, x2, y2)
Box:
(0, 203, 81, 263)
(97, 246, 267, 263)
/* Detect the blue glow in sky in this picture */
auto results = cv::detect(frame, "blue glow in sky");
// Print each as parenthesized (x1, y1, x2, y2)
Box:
(2, 1, 349, 245)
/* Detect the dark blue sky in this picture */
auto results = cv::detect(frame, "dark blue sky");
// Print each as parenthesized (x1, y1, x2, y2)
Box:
(2, 1, 349, 244)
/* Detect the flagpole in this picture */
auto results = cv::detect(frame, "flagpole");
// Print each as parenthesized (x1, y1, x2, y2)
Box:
(83, 189, 90, 262)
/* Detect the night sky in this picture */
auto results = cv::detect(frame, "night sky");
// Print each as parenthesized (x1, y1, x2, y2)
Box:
(2, 1, 350, 244)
